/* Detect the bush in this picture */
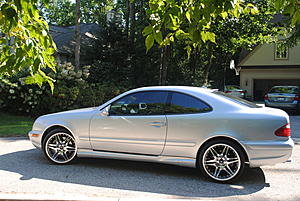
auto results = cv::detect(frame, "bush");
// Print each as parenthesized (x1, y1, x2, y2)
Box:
(0, 63, 127, 117)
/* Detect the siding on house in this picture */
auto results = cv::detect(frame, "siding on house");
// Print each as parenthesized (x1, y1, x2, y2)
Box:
(238, 43, 300, 100)
(239, 44, 300, 66)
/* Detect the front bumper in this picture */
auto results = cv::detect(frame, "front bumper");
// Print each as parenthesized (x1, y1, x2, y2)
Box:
(28, 130, 43, 149)
(242, 138, 294, 167)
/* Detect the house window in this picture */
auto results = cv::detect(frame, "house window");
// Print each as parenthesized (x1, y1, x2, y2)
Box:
(275, 43, 288, 60)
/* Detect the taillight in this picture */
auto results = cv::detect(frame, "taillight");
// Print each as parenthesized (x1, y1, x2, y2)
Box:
(294, 96, 299, 101)
(225, 91, 231, 93)
(239, 91, 245, 94)
(275, 123, 290, 137)
(264, 94, 269, 100)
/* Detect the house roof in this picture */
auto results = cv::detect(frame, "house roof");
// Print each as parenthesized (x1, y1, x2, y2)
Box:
(237, 45, 260, 66)
(237, 14, 288, 67)
(50, 23, 101, 54)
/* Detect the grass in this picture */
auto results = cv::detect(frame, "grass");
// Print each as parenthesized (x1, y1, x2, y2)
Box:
(0, 112, 34, 137)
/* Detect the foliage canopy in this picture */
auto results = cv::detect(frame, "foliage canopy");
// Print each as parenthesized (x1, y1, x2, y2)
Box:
(0, 0, 56, 90)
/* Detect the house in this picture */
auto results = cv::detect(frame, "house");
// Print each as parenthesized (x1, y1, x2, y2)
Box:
(238, 43, 300, 100)
(49, 23, 101, 64)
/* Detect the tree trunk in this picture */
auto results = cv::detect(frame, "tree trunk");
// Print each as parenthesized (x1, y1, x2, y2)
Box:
(191, 50, 199, 85)
(129, 0, 135, 53)
(159, 45, 171, 85)
(125, 0, 130, 40)
(75, 0, 81, 70)
(203, 42, 214, 87)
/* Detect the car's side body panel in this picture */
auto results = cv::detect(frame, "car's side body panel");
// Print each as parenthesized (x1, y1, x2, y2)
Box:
(29, 107, 97, 150)
(77, 148, 196, 167)
(89, 114, 167, 155)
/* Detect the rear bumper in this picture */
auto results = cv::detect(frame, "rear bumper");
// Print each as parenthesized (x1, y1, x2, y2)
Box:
(265, 101, 299, 110)
(242, 138, 294, 167)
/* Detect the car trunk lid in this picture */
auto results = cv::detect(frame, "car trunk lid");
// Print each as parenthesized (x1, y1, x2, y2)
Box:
(267, 93, 296, 103)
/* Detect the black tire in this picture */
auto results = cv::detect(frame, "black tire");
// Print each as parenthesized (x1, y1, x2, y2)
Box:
(43, 129, 77, 164)
(198, 139, 246, 183)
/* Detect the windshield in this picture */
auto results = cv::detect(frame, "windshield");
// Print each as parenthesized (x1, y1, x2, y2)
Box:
(213, 91, 261, 108)
(269, 86, 299, 94)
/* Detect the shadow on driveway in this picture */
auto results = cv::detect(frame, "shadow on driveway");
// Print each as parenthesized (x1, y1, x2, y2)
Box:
(0, 148, 269, 198)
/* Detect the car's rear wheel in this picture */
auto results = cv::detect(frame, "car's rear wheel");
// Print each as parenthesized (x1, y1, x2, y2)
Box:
(198, 139, 245, 183)
(43, 129, 77, 164)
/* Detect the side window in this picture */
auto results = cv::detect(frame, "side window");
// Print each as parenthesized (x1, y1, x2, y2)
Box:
(166, 92, 211, 114)
(109, 91, 168, 116)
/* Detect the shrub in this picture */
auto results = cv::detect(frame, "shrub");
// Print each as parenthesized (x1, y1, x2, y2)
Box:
(0, 63, 127, 117)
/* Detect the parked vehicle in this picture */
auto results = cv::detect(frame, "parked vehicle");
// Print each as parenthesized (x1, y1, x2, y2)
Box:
(224, 85, 246, 99)
(29, 86, 293, 182)
(264, 86, 300, 112)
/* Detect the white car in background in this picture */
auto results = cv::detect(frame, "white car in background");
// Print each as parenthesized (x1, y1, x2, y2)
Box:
(224, 85, 246, 99)
(29, 86, 293, 183)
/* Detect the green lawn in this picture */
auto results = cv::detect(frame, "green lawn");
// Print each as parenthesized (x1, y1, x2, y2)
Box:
(0, 112, 34, 137)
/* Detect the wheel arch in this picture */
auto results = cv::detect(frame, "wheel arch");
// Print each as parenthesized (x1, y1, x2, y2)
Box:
(41, 125, 74, 148)
(196, 136, 249, 168)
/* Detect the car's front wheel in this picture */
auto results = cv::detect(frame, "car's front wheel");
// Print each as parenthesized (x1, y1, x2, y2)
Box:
(43, 129, 77, 164)
(198, 139, 245, 183)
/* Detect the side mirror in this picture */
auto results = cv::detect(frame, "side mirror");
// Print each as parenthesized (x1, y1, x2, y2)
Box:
(100, 105, 110, 116)
(139, 103, 147, 110)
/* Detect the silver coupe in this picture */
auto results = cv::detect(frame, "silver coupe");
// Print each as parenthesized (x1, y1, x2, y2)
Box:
(29, 86, 294, 182)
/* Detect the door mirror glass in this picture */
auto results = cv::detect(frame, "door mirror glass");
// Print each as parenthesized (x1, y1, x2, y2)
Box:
(139, 103, 147, 110)
(100, 105, 110, 116)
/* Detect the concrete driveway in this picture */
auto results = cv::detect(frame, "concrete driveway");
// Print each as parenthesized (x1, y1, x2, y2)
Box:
(0, 115, 299, 201)
(290, 115, 300, 140)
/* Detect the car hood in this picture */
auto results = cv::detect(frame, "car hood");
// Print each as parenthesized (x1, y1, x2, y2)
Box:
(39, 107, 98, 119)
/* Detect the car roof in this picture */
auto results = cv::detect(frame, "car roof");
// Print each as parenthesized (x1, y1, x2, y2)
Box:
(271, 86, 299, 88)
(129, 86, 217, 94)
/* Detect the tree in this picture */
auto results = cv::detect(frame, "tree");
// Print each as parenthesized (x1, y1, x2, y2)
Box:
(40, 0, 76, 26)
(75, 0, 81, 70)
(273, 0, 300, 25)
(143, 0, 259, 85)
(201, 0, 277, 87)
(143, 0, 300, 86)
(40, 0, 115, 26)
(0, 0, 56, 89)
(272, 0, 300, 46)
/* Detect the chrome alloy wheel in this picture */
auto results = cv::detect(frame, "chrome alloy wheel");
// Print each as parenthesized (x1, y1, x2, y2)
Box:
(45, 132, 77, 164)
(202, 143, 241, 181)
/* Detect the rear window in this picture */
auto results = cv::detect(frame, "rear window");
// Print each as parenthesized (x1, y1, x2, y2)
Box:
(225, 85, 241, 90)
(269, 87, 299, 94)
(166, 92, 212, 114)
(213, 91, 261, 108)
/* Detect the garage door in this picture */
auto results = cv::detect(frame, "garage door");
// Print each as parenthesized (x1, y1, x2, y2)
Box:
(253, 79, 300, 100)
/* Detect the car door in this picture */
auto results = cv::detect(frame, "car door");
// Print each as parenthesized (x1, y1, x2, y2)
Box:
(89, 91, 168, 155)
(163, 92, 213, 156)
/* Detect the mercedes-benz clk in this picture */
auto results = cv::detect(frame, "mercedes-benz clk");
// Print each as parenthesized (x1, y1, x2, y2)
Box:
(29, 86, 294, 182)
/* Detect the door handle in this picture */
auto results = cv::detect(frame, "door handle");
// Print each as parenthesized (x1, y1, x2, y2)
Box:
(150, 121, 166, 127)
